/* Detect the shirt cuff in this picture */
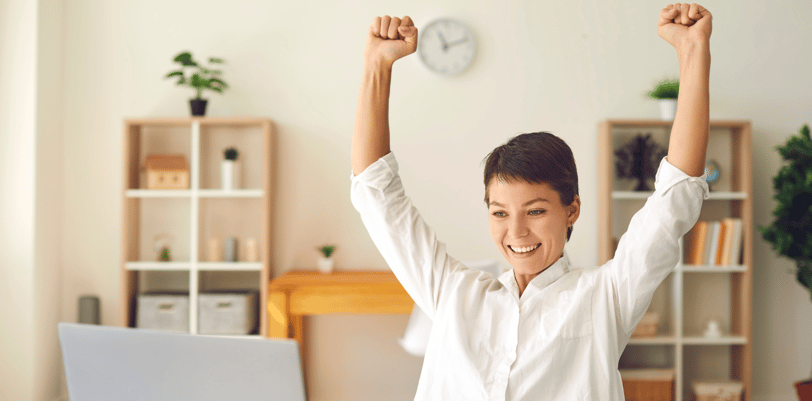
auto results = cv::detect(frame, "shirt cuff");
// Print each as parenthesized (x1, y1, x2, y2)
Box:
(654, 156, 710, 200)
(349, 151, 399, 192)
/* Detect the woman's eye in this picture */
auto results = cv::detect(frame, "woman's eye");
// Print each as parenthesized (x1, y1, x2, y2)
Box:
(492, 211, 506, 217)
(529, 209, 546, 216)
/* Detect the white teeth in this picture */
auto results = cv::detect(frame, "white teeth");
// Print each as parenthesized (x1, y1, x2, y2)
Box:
(511, 244, 540, 253)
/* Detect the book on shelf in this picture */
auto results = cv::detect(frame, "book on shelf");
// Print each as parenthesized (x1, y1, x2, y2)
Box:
(684, 218, 743, 267)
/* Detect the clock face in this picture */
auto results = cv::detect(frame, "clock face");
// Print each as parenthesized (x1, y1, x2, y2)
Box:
(418, 18, 476, 76)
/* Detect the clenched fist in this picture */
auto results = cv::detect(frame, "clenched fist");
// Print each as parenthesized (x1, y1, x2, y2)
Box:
(658, 3, 712, 51)
(364, 16, 418, 67)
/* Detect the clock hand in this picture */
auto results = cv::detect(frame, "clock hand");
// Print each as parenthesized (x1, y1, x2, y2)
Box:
(438, 32, 448, 52)
(446, 37, 468, 48)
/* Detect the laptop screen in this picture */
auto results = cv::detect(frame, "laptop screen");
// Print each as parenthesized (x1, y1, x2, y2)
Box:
(58, 323, 306, 401)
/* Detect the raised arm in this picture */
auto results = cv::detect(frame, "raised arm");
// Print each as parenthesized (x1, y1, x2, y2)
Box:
(352, 16, 418, 176)
(658, 3, 713, 177)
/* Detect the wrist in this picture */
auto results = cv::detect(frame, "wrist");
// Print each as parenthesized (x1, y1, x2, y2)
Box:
(676, 40, 710, 62)
(363, 57, 394, 74)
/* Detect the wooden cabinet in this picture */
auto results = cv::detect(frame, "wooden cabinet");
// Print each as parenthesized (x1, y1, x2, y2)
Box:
(598, 119, 752, 401)
(121, 117, 273, 337)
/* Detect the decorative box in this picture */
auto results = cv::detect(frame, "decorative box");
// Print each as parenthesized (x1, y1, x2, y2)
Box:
(198, 292, 258, 335)
(631, 311, 659, 338)
(143, 154, 189, 189)
(620, 368, 674, 401)
(692, 381, 743, 401)
(136, 293, 189, 332)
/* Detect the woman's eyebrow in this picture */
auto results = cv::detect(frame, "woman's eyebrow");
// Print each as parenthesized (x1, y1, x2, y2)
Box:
(488, 198, 550, 208)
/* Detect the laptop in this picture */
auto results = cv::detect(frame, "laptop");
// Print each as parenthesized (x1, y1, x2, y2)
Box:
(58, 323, 307, 401)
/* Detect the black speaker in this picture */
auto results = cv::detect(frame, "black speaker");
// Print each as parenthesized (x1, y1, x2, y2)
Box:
(78, 295, 100, 325)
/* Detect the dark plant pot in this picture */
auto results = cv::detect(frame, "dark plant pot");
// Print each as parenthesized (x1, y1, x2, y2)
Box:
(797, 380, 812, 401)
(190, 98, 208, 116)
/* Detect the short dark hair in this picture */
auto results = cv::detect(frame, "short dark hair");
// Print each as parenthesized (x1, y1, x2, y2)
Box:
(482, 132, 579, 241)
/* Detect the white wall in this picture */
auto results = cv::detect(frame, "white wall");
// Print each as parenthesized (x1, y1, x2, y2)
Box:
(2, 0, 811, 400)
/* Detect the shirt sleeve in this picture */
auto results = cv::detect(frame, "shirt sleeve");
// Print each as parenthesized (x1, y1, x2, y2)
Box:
(606, 156, 709, 336)
(350, 152, 461, 320)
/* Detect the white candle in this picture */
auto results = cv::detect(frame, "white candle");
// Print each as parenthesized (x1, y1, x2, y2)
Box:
(246, 238, 258, 262)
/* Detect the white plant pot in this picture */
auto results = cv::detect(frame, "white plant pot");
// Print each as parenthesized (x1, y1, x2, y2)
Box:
(317, 257, 334, 274)
(221, 160, 241, 190)
(659, 99, 677, 121)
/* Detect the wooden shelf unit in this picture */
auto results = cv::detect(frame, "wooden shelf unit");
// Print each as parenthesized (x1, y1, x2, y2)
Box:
(121, 116, 274, 337)
(598, 119, 752, 401)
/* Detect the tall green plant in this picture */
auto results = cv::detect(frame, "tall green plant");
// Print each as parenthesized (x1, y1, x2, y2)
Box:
(760, 124, 812, 301)
(165, 51, 229, 100)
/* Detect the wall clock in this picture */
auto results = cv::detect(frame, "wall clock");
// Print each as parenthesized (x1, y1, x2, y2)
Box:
(418, 18, 476, 76)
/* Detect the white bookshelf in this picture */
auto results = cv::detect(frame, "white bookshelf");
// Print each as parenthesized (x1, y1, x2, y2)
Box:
(121, 117, 274, 337)
(598, 119, 752, 401)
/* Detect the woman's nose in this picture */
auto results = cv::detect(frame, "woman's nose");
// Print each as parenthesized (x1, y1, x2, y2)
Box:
(509, 216, 530, 237)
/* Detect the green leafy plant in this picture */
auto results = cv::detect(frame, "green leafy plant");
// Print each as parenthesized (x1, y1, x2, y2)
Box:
(759, 124, 812, 301)
(317, 245, 336, 258)
(224, 147, 238, 161)
(648, 78, 679, 100)
(165, 51, 229, 100)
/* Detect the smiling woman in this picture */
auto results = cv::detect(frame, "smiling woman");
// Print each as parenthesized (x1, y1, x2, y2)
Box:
(350, 4, 712, 400)
(483, 132, 581, 295)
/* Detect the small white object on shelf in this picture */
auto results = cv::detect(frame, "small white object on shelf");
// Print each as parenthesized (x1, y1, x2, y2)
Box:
(245, 238, 258, 262)
(221, 159, 241, 190)
(317, 257, 334, 274)
(207, 238, 223, 262)
(703, 319, 723, 338)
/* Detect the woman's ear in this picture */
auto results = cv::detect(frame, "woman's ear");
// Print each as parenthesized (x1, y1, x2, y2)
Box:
(567, 195, 581, 226)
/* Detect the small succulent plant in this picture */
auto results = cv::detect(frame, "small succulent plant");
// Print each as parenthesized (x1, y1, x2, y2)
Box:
(317, 245, 336, 258)
(224, 147, 238, 161)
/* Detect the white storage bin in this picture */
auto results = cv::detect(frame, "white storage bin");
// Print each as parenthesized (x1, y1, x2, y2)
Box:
(198, 292, 258, 335)
(136, 293, 189, 333)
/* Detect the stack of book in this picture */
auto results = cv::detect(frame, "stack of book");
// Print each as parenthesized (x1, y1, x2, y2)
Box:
(684, 218, 743, 266)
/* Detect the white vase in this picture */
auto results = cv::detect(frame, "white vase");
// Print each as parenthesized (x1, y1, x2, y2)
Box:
(221, 160, 241, 190)
(317, 257, 334, 274)
(659, 99, 677, 121)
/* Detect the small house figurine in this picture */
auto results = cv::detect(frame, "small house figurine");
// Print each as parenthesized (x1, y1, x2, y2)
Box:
(144, 154, 189, 189)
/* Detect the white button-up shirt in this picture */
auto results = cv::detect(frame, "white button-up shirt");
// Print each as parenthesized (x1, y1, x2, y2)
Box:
(350, 152, 709, 400)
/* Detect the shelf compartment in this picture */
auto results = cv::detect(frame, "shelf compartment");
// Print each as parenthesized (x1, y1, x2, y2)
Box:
(134, 197, 192, 263)
(198, 197, 264, 263)
(125, 122, 192, 190)
(198, 124, 266, 190)
(619, 344, 676, 370)
(682, 345, 736, 401)
(683, 273, 732, 339)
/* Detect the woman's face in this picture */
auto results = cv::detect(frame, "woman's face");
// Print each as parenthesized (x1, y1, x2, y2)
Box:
(487, 178, 580, 276)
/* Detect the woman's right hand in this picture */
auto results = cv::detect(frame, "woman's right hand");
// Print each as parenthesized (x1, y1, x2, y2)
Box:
(364, 16, 418, 68)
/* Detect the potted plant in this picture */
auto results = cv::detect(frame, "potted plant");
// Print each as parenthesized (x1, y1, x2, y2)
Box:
(165, 51, 229, 116)
(614, 133, 668, 191)
(647, 78, 679, 121)
(759, 124, 812, 401)
(221, 147, 240, 190)
(317, 245, 337, 274)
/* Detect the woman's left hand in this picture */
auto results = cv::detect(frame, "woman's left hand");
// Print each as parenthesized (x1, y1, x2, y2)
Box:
(657, 3, 712, 51)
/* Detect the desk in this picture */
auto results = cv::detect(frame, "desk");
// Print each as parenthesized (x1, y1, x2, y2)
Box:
(267, 270, 414, 363)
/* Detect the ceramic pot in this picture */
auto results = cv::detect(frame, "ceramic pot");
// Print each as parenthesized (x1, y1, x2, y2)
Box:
(221, 160, 241, 190)
(190, 98, 207, 116)
(797, 380, 812, 401)
(659, 98, 677, 121)
(317, 257, 334, 274)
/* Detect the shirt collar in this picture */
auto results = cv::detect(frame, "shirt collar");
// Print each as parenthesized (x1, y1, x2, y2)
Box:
(498, 250, 571, 296)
